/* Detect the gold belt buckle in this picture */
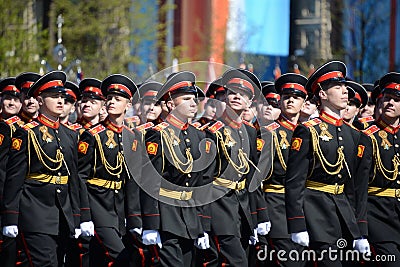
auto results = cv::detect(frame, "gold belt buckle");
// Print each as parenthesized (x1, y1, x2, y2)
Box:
(180, 191, 190, 201)
(395, 189, 400, 198)
(334, 184, 340, 195)
(56, 176, 61, 184)
(236, 181, 244, 191)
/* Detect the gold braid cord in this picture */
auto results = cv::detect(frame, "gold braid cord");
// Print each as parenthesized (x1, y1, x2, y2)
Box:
(273, 131, 287, 171)
(28, 130, 64, 172)
(309, 126, 345, 176)
(370, 135, 400, 181)
(160, 129, 193, 174)
(94, 134, 124, 177)
(215, 130, 250, 175)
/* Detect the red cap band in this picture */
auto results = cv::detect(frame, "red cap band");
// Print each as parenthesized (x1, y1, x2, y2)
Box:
(281, 83, 307, 94)
(143, 90, 158, 97)
(65, 89, 77, 101)
(36, 80, 64, 97)
(108, 84, 132, 98)
(227, 78, 254, 94)
(312, 71, 344, 93)
(383, 83, 400, 90)
(2, 85, 20, 94)
(168, 81, 192, 93)
(265, 93, 281, 101)
(21, 81, 34, 89)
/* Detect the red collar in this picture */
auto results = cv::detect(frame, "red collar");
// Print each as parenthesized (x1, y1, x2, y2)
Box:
(103, 117, 123, 133)
(277, 115, 297, 131)
(77, 117, 93, 129)
(19, 110, 34, 123)
(376, 116, 399, 134)
(38, 114, 59, 129)
(320, 110, 343, 126)
(166, 114, 189, 130)
(221, 111, 242, 129)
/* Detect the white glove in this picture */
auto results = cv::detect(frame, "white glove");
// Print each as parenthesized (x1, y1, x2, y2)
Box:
(257, 221, 271, 236)
(129, 227, 143, 236)
(195, 232, 210, 250)
(80, 221, 94, 237)
(249, 228, 259, 245)
(74, 228, 82, 239)
(353, 238, 371, 255)
(142, 230, 162, 248)
(291, 231, 309, 247)
(3, 225, 18, 238)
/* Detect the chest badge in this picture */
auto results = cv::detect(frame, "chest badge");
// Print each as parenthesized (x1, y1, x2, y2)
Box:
(319, 122, 333, 142)
(105, 130, 117, 149)
(40, 126, 54, 143)
(224, 128, 236, 147)
(279, 130, 290, 149)
(378, 130, 392, 150)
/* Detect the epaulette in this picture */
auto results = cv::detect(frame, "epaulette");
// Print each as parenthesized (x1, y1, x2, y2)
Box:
(191, 122, 201, 128)
(22, 121, 39, 130)
(359, 116, 374, 123)
(243, 120, 255, 128)
(363, 125, 380, 136)
(199, 122, 211, 131)
(343, 121, 359, 131)
(153, 122, 169, 131)
(71, 123, 82, 131)
(302, 118, 322, 128)
(5, 115, 21, 125)
(89, 124, 106, 135)
(208, 121, 225, 133)
(264, 121, 280, 132)
(125, 116, 140, 124)
(136, 122, 154, 132)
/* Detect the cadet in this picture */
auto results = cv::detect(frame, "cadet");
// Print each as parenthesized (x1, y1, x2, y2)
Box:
(260, 73, 308, 267)
(204, 68, 268, 267)
(15, 72, 41, 123)
(342, 81, 368, 126)
(356, 83, 375, 129)
(141, 71, 213, 267)
(362, 72, 400, 266)
(60, 81, 81, 129)
(285, 61, 370, 266)
(78, 74, 142, 267)
(258, 83, 281, 123)
(137, 81, 163, 127)
(2, 71, 83, 266)
(76, 78, 105, 130)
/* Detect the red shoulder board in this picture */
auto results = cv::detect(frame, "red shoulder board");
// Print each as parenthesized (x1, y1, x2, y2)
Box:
(363, 125, 380, 136)
(359, 116, 374, 123)
(125, 116, 140, 123)
(5, 115, 21, 125)
(264, 122, 280, 132)
(71, 123, 82, 130)
(208, 121, 225, 133)
(302, 118, 322, 128)
(22, 121, 39, 130)
(153, 122, 169, 131)
(191, 122, 201, 128)
(136, 122, 154, 132)
(89, 124, 106, 135)
(199, 122, 211, 131)
(243, 120, 255, 128)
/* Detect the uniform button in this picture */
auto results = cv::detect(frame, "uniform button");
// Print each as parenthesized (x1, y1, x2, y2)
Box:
(58, 172, 61, 176)
(187, 174, 191, 178)
(115, 190, 119, 193)
(121, 150, 124, 154)
(185, 139, 190, 143)
(56, 130, 59, 134)
(238, 174, 242, 178)
(397, 180, 400, 184)
(340, 145, 344, 149)
(58, 138, 61, 141)
(338, 174, 342, 178)
(397, 153, 400, 157)
(239, 130, 242, 134)
(185, 182, 189, 186)
(184, 131, 187, 135)
(396, 144, 399, 148)
(395, 135, 398, 139)
(338, 128, 341, 132)
(57, 189, 61, 193)
(338, 136, 343, 141)
(59, 146, 63, 150)
(119, 134, 122, 138)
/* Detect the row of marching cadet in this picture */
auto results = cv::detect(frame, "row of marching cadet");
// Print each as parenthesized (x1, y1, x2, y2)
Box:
(0, 60, 398, 267)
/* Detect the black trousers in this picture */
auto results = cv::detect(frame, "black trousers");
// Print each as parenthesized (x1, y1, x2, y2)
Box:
(0, 236, 17, 267)
(122, 232, 160, 267)
(204, 235, 249, 267)
(89, 227, 130, 267)
(159, 231, 194, 267)
(65, 235, 92, 267)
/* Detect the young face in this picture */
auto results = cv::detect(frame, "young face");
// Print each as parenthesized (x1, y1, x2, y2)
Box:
(60, 100, 76, 119)
(280, 93, 305, 117)
(225, 90, 251, 113)
(203, 101, 217, 119)
(342, 101, 359, 121)
(106, 93, 131, 116)
(21, 93, 39, 116)
(1, 94, 22, 117)
(38, 92, 65, 118)
(167, 93, 198, 120)
(242, 106, 257, 123)
(80, 97, 104, 120)
(381, 93, 400, 119)
(301, 99, 318, 117)
(259, 100, 281, 121)
(359, 103, 375, 118)
(319, 82, 349, 111)
(141, 98, 162, 122)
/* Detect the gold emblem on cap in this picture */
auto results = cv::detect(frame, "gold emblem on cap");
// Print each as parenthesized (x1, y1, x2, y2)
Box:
(290, 84, 294, 88)
(240, 79, 244, 86)
(58, 81, 62, 85)
(89, 87, 93, 91)
(337, 72, 342, 77)
(395, 85, 399, 89)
